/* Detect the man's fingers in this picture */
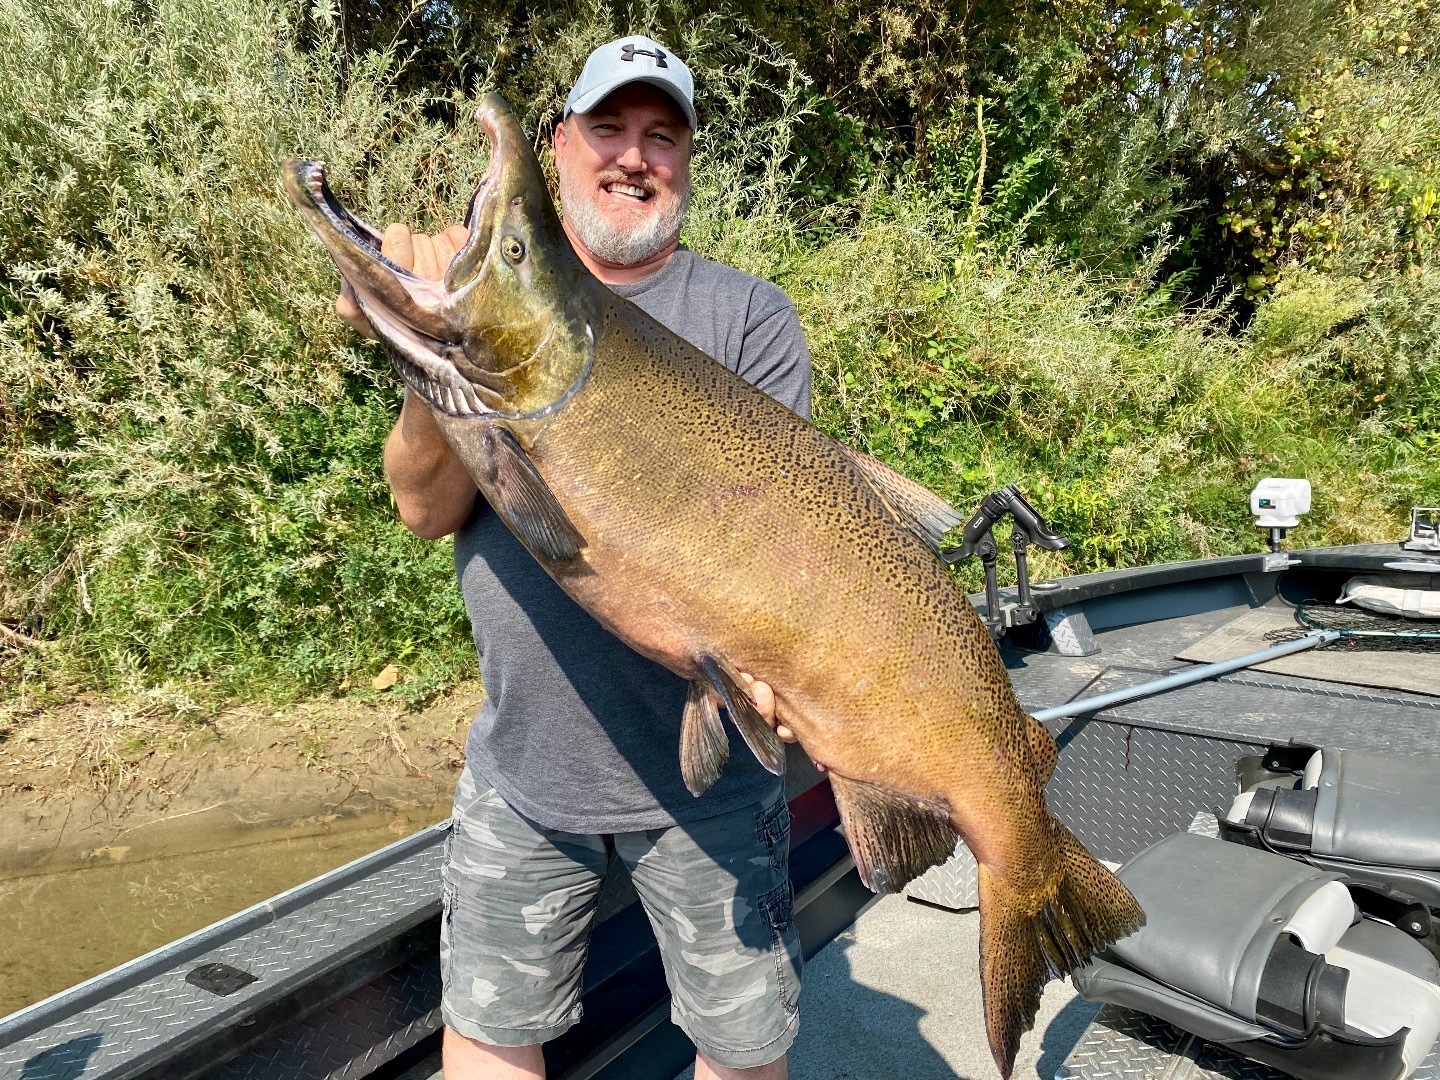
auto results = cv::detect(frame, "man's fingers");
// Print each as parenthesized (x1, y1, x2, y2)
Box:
(435, 224, 471, 269)
(381, 223, 416, 272)
(430, 232, 458, 276)
(338, 223, 466, 339)
(411, 232, 442, 281)
(373, 223, 469, 282)
(335, 280, 378, 340)
(443, 223, 471, 249)
(739, 673, 790, 740)
(335, 280, 359, 319)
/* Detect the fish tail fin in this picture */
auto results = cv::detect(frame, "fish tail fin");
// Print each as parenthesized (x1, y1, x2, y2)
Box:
(976, 823, 1144, 1079)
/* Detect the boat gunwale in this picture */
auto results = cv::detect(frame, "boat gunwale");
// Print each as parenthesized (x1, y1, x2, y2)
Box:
(0, 820, 451, 1045)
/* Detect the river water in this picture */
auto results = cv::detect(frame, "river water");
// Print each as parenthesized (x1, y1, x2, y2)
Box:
(0, 808, 451, 1016)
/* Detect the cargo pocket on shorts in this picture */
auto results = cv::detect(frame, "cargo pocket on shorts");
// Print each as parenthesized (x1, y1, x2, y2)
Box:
(759, 880, 801, 1015)
(756, 797, 790, 874)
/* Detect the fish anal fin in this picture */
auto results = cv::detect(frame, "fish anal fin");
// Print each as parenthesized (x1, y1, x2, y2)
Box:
(480, 425, 586, 560)
(828, 774, 956, 894)
(680, 680, 728, 796)
(1027, 715, 1058, 786)
(976, 825, 1144, 1079)
(835, 443, 963, 554)
(699, 655, 784, 776)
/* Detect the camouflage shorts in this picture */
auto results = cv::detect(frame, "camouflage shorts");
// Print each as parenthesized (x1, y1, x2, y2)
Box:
(439, 769, 802, 1068)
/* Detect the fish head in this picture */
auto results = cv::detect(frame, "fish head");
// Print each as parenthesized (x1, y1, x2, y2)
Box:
(283, 93, 599, 421)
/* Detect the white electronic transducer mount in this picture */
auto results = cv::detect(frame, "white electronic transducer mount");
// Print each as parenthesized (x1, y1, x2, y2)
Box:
(1251, 478, 1312, 553)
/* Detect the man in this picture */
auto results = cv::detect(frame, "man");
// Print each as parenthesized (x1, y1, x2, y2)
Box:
(337, 36, 813, 1080)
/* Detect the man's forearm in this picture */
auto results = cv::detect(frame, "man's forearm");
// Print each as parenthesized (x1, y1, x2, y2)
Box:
(384, 391, 479, 540)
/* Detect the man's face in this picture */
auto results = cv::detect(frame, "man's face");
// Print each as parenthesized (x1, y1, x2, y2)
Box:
(554, 83, 693, 267)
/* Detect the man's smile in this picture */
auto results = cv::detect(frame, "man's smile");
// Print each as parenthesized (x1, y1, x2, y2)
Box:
(604, 181, 652, 202)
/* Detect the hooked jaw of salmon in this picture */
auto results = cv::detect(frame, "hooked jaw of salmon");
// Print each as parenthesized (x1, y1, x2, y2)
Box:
(283, 94, 600, 422)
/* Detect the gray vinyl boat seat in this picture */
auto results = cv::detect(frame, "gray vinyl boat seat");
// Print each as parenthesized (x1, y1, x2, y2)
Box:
(1072, 831, 1440, 1080)
(1219, 744, 1440, 916)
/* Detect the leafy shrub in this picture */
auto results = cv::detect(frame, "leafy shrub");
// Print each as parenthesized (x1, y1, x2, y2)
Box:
(0, 0, 487, 699)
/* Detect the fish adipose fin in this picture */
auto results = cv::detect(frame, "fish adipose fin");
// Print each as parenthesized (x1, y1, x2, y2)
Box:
(479, 426, 586, 560)
(977, 825, 1145, 1080)
(1027, 716, 1059, 785)
(835, 443, 964, 554)
(699, 655, 785, 776)
(680, 680, 728, 796)
(829, 774, 956, 894)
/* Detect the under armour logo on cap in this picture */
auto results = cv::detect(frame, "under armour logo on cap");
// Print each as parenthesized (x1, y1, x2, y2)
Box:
(620, 43, 668, 67)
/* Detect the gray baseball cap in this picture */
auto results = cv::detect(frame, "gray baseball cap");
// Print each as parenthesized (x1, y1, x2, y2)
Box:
(563, 35, 696, 129)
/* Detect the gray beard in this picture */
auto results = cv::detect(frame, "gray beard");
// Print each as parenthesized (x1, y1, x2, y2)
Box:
(559, 172, 689, 267)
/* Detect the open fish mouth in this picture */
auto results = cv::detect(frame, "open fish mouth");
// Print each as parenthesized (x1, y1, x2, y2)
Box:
(286, 94, 600, 422)
(285, 157, 502, 418)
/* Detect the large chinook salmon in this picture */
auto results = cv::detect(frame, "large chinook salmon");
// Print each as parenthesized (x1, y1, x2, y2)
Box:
(284, 93, 1143, 1078)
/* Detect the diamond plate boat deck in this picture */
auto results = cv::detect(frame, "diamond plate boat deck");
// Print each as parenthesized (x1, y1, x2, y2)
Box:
(3, 542, 1437, 1080)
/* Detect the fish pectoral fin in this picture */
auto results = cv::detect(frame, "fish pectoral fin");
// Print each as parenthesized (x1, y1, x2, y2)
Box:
(834, 443, 964, 554)
(828, 774, 956, 894)
(680, 680, 728, 796)
(1027, 715, 1059, 786)
(480, 426, 586, 560)
(699, 655, 784, 776)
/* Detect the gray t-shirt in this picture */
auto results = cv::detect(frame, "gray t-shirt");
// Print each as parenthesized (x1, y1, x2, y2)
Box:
(454, 248, 813, 832)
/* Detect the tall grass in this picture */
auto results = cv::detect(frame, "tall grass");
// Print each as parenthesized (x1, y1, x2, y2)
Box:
(1, 0, 1435, 703)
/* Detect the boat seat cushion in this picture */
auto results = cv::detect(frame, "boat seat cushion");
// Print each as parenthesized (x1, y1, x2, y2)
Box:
(1328, 919, 1440, 1077)
(1222, 746, 1440, 909)
(1073, 832, 1440, 1080)
(1090, 833, 1350, 1024)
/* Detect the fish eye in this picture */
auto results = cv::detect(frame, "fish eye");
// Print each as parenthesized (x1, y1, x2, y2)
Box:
(502, 236, 526, 263)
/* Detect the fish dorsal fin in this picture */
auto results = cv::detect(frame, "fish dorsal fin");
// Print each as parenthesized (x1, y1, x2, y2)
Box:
(835, 443, 963, 554)
(699, 655, 785, 776)
(477, 425, 586, 560)
(1027, 716, 1058, 786)
(680, 680, 728, 796)
(829, 774, 956, 894)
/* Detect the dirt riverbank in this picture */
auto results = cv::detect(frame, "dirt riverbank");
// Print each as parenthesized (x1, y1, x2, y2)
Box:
(0, 682, 482, 879)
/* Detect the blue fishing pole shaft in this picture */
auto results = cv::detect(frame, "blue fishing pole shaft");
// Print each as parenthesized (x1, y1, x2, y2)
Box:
(1031, 629, 1343, 723)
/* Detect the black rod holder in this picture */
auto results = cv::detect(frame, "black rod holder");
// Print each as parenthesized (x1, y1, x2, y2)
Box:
(944, 484, 1070, 639)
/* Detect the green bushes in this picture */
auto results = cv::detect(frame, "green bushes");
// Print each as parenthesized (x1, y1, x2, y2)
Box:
(1, 0, 1436, 703)
(0, 0, 486, 699)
